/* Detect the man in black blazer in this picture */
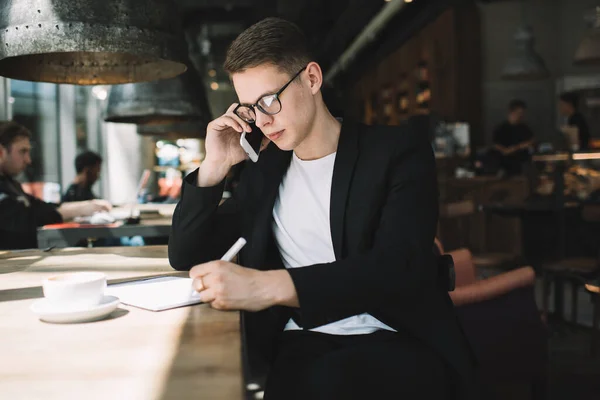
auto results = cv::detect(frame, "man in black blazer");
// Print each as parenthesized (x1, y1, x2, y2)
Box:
(169, 17, 476, 400)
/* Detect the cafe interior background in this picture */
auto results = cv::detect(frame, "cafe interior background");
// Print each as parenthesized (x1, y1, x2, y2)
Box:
(2, 0, 600, 399)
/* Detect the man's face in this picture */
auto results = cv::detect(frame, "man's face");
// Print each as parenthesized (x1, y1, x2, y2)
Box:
(0, 137, 32, 177)
(232, 63, 318, 151)
(85, 162, 101, 185)
(508, 107, 525, 124)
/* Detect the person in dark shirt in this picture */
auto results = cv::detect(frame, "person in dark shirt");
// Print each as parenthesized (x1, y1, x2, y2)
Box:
(559, 92, 590, 150)
(62, 151, 102, 202)
(492, 99, 535, 175)
(0, 121, 111, 250)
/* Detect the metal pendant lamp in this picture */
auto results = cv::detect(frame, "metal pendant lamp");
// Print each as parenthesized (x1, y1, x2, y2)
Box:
(136, 121, 207, 139)
(0, 0, 187, 85)
(104, 59, 212, 126)
(574, 7, 600, 65)
(501, 1, 549, 80)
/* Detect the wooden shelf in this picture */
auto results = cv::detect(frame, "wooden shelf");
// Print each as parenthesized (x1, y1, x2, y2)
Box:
(351, 3, 482, 144)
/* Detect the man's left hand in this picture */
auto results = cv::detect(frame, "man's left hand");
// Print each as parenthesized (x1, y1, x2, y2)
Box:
(190, 261, 280, 311)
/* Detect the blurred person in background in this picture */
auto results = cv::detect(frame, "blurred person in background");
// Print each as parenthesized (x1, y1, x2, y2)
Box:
(62, 150, 103, 202)
(559, 92, 590, 151)
(491, 99, 535, 176)
(0, 121, 111, 250)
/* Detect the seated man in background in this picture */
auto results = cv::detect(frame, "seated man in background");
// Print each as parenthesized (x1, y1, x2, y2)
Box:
(492, 99, 535, 176)
(0, 121, 111, 250)
(62, 150, 102, 202)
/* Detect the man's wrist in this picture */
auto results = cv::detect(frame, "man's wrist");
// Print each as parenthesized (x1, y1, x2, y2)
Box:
(197, 160, 230, 187)
(262, 269, 299, 308)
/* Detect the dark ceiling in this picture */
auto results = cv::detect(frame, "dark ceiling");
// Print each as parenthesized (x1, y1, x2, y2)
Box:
(178, 0, 455, 106)
(179, 0, 387, 74)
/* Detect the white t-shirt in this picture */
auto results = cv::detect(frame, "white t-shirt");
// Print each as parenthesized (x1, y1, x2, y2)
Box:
(272, 151, 396, 335)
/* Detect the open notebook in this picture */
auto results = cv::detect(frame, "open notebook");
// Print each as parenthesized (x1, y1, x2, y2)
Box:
(105, 276, 202, 311)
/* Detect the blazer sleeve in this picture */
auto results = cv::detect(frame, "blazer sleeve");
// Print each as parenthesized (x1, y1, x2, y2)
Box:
(168, 169, 242, 271)
(0, 195, 62, 249)
(285, 132, 439, 329)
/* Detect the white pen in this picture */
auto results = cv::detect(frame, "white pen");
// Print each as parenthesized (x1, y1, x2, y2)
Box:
(190, 237, 247, 298)
(220, 237, 247, 262)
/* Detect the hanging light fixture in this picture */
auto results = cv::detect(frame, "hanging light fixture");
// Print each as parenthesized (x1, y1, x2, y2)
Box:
(501, 1, 549, 80)
(137, 121, 207, 139)
(0, 0, 187, 84)
(104, 59, 212, 126)
(574, 7, 600, 65)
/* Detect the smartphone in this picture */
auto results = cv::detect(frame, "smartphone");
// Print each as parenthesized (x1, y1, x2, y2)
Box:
(240, 123, 263, 163)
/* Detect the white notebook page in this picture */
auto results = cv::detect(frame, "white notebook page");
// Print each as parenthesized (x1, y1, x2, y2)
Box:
(106, 276, 202, 311)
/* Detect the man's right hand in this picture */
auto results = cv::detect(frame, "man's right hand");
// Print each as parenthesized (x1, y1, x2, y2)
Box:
(198, 104, 252, 187)
(81, 199, 112, 215)
(198, 104, 269, 187)
(57, 199, 112, 221)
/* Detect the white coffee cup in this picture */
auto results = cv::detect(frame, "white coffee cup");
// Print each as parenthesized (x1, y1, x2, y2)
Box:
(42, 272, 107, 309)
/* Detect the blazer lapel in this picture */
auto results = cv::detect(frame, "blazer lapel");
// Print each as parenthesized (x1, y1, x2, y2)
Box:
(330, 121, 360, 261)
(248, 148, 292, 269)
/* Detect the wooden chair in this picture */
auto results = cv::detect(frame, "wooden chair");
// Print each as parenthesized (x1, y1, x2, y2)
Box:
(438, 199, 519, 275)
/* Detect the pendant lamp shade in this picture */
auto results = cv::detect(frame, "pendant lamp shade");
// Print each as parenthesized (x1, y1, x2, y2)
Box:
(0, 0, 187, 84)
(574, 7, 600, 65)
(104, 60, 211, 126)
(502, 26, 549, 80)
(137, 121, 207, 139)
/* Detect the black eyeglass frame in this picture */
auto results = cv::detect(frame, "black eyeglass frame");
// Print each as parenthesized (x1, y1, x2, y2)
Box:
(233, 66, 308, 123)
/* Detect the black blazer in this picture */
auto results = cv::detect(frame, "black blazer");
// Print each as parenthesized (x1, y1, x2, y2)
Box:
(169, 120, 477, 397)
(0, 175, 62, 250)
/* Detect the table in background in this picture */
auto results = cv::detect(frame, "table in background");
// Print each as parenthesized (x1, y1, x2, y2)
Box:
(37, 218, 172, 249)
(0, 246, 242, 400)
(480, 198, 584, 323)
(438, 176, 529, 254)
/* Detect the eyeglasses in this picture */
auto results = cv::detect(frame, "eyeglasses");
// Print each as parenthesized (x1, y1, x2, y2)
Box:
(233, 66, 307, 124)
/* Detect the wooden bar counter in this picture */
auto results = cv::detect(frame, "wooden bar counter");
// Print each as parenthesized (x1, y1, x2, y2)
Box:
(0, 246, 243, 400)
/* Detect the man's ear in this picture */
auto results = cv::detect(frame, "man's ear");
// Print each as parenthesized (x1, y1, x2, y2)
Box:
(305, 62, 323, 95)
(0, 144, 7, 159)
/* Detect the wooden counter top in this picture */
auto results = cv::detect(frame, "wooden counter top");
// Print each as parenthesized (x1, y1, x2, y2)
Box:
(0, 246, 242, 400)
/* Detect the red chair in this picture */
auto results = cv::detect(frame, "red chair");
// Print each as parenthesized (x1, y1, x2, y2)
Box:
(438, 241, 549, 399)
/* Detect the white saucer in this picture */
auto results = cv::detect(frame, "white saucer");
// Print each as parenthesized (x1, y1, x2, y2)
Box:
(30, 295, 120, 324)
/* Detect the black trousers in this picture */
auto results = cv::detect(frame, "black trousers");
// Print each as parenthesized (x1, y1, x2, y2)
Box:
(264, 329, 449, 400)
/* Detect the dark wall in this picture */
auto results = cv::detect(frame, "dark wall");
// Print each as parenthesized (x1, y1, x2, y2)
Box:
(480, 0, 600, 146)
